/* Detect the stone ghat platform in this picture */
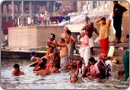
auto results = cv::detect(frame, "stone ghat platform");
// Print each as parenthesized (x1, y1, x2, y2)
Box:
(1, 50, 46, 59)
(8, 26, 64, 49)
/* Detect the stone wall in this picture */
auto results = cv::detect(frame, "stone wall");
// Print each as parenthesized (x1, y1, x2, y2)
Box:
(8, 26, 64, 49)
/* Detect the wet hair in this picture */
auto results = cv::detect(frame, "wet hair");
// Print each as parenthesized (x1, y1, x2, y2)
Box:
(101, 17, 106, 21)
(66, 30, 71, 35)
(60, 38, 65, 42)
(14, 64, 20, 71)
(89, 57, 97, 63)
(50, 33, 55, 39)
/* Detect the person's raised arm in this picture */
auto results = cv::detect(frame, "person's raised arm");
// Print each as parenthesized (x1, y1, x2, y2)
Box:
(95, 19, 101, 26)
(49, 41, 66, 47)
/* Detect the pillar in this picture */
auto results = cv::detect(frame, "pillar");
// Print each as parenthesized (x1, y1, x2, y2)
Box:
(11, 0, 15, 20)
(21, 0, 24, 16)
(97, 1, 100, 10)
(77, 1, 82, 13)
(29, 1, 32, 17)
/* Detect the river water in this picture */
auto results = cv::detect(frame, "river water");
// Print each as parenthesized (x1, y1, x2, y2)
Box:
(1, 59, 129, 89)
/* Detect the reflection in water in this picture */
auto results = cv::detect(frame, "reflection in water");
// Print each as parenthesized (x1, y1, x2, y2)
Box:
(1, 59, 129, 89)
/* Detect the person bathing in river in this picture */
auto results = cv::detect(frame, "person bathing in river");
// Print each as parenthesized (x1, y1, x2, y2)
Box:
(12, 64, 24, 76)
(36, 60, 51, 76)
(86, 57, 100, 79)
(82, 22, 99, 55)
(66, 30, 76, 64)
(48, 38, 68, 70)
(78, 30, 90, 67)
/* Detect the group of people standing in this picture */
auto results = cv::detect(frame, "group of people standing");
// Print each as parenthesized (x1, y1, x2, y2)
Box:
(12, 1, 129, 84)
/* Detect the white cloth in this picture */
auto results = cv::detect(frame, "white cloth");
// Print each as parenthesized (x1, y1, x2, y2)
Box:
(105, 60, 112, 70)
(60, 55, 68, 69)
(82, 46, 90, 66)
(89, 37, 94, 48)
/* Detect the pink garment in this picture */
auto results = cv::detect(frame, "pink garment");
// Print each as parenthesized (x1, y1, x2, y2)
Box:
(90, 63, 100, 75)
(80, 35, 89, 48)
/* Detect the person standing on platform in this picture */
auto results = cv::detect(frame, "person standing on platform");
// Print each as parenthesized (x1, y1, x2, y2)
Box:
(82, 22, 99, 55)
(79, 30, 90, 66)
(66, 30, 76, 64)
(95, 17, 111, 56)
(113, 1, 127, 43)
(123, 46, 129, 81)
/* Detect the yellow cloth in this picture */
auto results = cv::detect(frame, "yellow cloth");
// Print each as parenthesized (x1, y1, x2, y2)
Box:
(96, 20, 111, 40)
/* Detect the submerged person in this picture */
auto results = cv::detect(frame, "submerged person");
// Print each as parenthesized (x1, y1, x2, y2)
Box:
(113, 1, 127, 43)
(36, 61, 51, 76)
(70, 62, 83, 83)
(95, 17, 111, 56)
(12, 64, 24, 76)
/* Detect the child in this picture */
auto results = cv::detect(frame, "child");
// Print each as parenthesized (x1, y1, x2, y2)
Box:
(12, 64, 24, 76)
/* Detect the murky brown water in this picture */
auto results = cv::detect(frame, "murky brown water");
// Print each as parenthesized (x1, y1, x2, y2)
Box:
(1, 59, 129, 89)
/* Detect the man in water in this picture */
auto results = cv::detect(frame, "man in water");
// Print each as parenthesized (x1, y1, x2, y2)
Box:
(113, 1, 127, 43)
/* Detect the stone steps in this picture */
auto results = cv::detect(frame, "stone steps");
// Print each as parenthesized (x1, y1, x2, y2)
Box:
(93, 48, 126, 57)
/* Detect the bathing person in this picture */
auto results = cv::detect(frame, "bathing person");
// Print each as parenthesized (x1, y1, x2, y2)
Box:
(77, 60, 83, 75)
(95, 17, 111, 56)
(70, 74, 78, 83)
(46, 46, 55, 72)
(113, 1, 127, 43)
(36, 62, 51, 76)
(12, 64, 24, 76)
(68, 63, 78, 75)
(97, 54, 111, 79)
(48, 38, 68, 69)
(47, 33, 57, 48)
(78, 30, 90, 66)
(65, 30, 75, 64)
(86, 57, 100, 79)
(61, 26, 69, 43)
(31, 55, 47, 71)
(82, 22, 99, 55)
